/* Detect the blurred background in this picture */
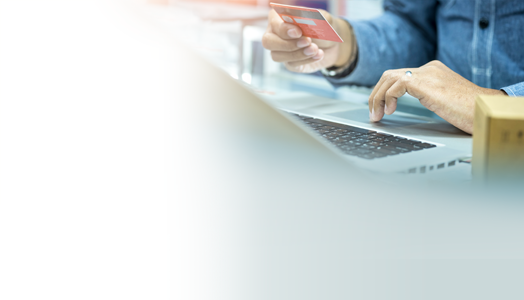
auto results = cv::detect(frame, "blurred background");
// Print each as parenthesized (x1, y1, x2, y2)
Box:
(149, 0, 383, 100)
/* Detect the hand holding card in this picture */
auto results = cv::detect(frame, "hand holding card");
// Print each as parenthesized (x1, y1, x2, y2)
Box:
(269, 3, 343, 43)
(263, 4, 354, 74)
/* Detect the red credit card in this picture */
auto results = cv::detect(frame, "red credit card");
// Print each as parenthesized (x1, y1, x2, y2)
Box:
(270, 2, 343, 43)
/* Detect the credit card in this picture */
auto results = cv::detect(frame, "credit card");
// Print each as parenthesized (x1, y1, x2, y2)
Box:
(270, 2, 343, 43)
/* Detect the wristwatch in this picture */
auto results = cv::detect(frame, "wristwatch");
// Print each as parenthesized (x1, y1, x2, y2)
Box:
(320, 20, 358, 79)
(321, 64, 348, 77)
(320, 50, 358, 79)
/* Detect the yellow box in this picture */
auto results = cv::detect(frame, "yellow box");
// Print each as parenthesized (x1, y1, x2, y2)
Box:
(472, 95, 524, 183)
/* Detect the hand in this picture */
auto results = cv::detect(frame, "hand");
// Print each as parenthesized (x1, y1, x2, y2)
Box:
(368, 60, 507, 134)
(262, 9, 353, 73)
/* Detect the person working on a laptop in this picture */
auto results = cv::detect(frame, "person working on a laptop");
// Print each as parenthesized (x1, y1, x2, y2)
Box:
(262, 0, 524, 134)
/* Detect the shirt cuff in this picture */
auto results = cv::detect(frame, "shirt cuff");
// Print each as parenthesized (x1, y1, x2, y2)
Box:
(501, 82, 524, 96)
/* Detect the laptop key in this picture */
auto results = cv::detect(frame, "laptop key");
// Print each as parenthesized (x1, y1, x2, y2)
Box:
(398, 139, 422, 145)
(368, 141, 384, 147)
(318, 127, 334, 132)
(393, 136, 408, 140)
(386, 137, 408, 142)
(374, 148, 401, 156)
(375, 133, 393, 137)
(380, 144, 411, 152)
(363, 145, 377, 150)
(383, 141, 417, 149)
(419, 143, 437, 148)
(378, 145, 409, 153)
(369, 152, 388, 158)
(395, 147, 412, 153)
(359, 135, 376, 140)
(408, 139, 422, 143)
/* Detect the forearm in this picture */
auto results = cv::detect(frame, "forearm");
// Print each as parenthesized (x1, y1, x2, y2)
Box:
(331, 18, 355, 68)
(325, 0, 438, 87)
(326, 12, 437, 87)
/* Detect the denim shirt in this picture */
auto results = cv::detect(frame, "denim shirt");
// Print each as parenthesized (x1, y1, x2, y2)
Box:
(326, 0, 524, 96)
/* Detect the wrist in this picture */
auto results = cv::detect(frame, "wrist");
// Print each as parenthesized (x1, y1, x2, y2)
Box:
(481, 88, 508, 96)
(332, 18, 356, 68)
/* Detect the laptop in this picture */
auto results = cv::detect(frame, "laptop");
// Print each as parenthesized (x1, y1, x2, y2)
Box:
(256, 90, 472, 174)
(203, 62, 472, 175)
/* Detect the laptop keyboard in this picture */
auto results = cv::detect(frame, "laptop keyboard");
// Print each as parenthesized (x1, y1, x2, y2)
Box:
(291, 113, 437, 160)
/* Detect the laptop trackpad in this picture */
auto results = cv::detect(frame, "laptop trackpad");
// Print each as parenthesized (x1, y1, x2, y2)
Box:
(328, 109, 429, 127)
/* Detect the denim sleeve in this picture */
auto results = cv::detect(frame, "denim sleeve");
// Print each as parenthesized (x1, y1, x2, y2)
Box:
(501, 82, 524, 96)
(326, 0, 438, 88)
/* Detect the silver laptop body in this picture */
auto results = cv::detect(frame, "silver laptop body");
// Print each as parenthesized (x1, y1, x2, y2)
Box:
(255, 90, 472, 174)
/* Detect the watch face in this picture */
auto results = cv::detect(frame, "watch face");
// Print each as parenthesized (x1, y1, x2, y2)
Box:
(321, 66, 346, 77)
